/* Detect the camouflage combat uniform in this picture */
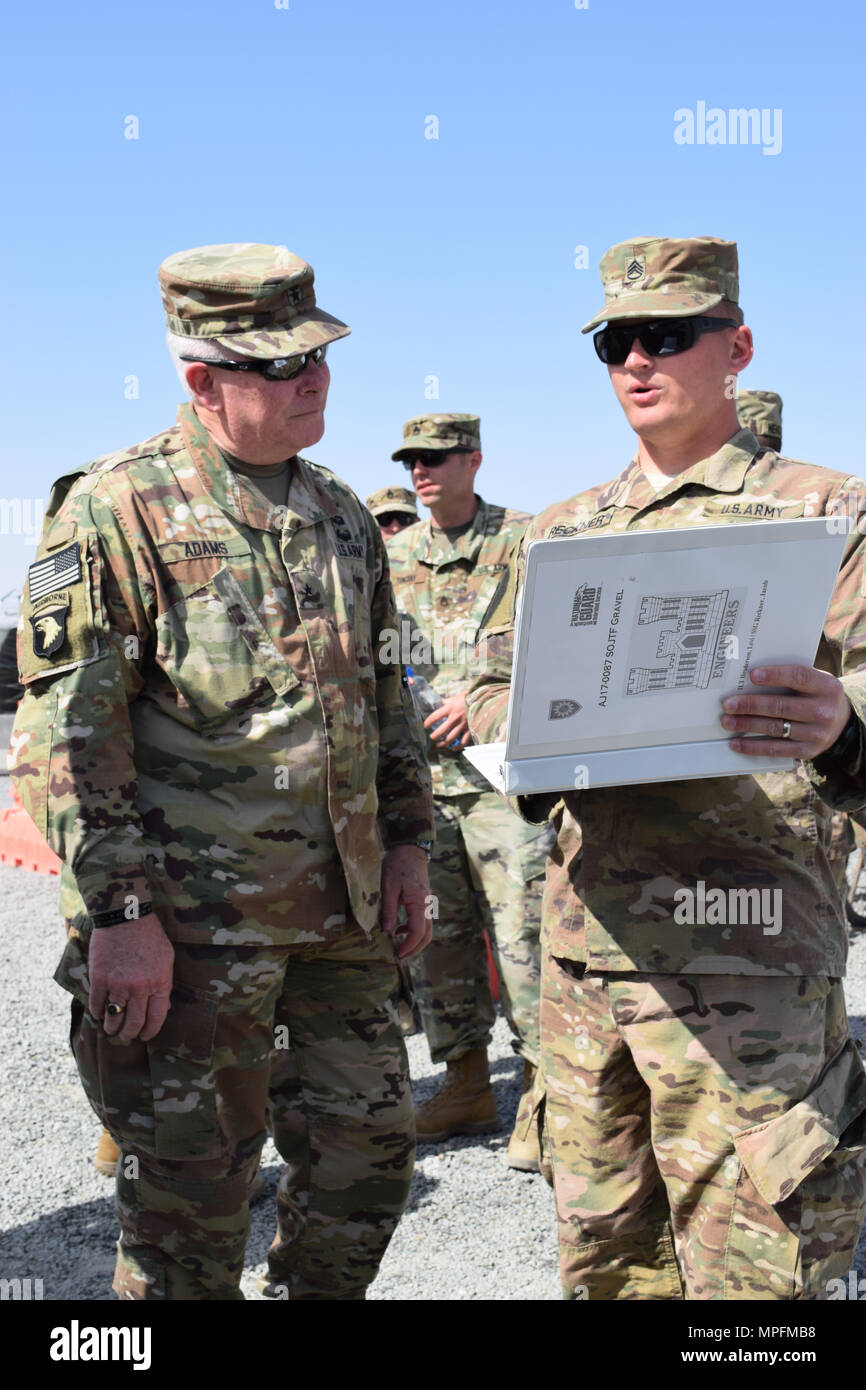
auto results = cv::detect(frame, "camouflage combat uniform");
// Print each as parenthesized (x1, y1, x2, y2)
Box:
(468, 237, 866, 1299)
(11, 245, 433, 1301)
(386, 460, 551, 1068)
(738, 390, 862, 899)
(470, 430, 866, 1299)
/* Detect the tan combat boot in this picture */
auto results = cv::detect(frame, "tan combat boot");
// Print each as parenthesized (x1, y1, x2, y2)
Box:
(506, 1061, 542, 1173)
(414, 1048, 499, 1142)
(93, 1128, 120, 1177)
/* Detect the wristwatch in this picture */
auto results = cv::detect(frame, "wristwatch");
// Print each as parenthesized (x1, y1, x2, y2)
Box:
(403, 840, 432, 861)
(90, 901, 153, 929)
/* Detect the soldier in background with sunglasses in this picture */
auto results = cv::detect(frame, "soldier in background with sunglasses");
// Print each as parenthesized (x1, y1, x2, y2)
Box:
(11, 243, 434, 1300)
(468, 236, 866, 1299)
(366, 485, 419, 538)
(386, 414, 553, 1170)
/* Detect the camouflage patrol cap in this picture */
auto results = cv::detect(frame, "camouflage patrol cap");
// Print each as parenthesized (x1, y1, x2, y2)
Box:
(391, 413, 481, 461)
(737, 389, 782, 447)
(366, 486, 418, 519)
(581, 236, 742, 333)
(158, 243, 351, 358)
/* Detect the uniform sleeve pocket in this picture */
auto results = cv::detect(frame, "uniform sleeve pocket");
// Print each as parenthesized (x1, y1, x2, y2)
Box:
(19, 534, 106, 685)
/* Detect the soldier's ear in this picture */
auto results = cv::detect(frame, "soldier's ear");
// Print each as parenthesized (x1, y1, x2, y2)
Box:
(185, 362, 222, 409)
(729, 325, 754, 372)
(468, 450, 482, 476)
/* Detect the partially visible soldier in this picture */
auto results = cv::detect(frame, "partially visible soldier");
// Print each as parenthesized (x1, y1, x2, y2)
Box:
(386, 413, 552, 1170)
(468, 236, 866, 1298)
(366, 485, 418, 538)
(11, 242, 434, 1300)
(367, 485, 424, 1035)
(737, 390, 863, 911)
(736, 388, 782, 452)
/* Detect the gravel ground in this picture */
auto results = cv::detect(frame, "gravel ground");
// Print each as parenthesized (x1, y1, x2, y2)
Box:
(1, 772, 864, 1301)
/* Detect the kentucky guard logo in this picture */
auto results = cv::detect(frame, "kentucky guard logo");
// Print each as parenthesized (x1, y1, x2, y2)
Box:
(571, 583, 602, 627)
(625, 257, 645, 282)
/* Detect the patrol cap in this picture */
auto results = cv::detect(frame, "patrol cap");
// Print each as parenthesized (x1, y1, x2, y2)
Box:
(366, 486, 418, 519)
(581, 237, 742, 333)
(391, 413, 481, 462)
(737, 389, 782, 447)
(158, 243, 351, 358)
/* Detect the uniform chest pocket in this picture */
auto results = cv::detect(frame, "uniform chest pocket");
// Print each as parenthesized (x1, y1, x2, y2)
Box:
(155, 566, 300, 731)
(445, 563, 508, 632)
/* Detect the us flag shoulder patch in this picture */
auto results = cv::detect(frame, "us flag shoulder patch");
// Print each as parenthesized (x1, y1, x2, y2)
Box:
(28, 542, 82, 604)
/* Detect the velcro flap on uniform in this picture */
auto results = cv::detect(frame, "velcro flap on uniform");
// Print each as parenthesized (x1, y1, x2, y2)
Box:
(209, 567, 300, 697)
(156, 536, 252, 564)
(702, 498, 805, 520)
(40, 521, 78, 548)
(733, 1039, 866, 1206)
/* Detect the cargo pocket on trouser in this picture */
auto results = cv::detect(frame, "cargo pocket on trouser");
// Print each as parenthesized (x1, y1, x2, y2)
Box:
(55, 935, 222, 1161)
(726, 1038, 866, 1300)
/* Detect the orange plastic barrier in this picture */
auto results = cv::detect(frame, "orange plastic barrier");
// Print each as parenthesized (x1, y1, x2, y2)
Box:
(0, 805, 60, 875)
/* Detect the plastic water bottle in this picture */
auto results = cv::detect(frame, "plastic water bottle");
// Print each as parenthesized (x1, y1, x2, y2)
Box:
(406, 667, 463, 749)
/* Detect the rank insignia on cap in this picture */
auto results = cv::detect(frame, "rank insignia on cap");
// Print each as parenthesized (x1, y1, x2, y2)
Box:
(28, 542, 82, 604)
(625, 258, 645, 283)
(30, 593, 71, 658)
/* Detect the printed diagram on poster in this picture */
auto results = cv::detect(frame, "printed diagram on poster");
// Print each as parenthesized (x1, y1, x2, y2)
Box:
(622, 586, 746, 696)
(464, 517, 846, 793)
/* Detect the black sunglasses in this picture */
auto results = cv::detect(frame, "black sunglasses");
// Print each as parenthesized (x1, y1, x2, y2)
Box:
(179, 345, 328, 381)
(593, 316, 739, 365)
(401, 448, 472, 472)
(377, 511, 415, 528)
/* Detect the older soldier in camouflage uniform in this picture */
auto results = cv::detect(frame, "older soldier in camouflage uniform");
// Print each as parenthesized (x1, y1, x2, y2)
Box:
(386, 414, 551, 1169)
(468, 236, 866, 1299)
(366, 486, 418, 539)
(11, 243, 434, 1301)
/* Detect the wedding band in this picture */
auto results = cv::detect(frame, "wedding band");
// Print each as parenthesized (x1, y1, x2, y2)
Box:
(781, 720, 792, 740)
(106, 1002, 125, 1017)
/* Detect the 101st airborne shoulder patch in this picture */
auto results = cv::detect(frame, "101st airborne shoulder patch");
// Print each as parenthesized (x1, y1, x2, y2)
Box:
(30, 591, 72, 657)
(21, 537, 102, 681)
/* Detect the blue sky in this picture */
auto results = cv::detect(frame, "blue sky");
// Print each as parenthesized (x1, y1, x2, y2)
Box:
(1, 0, 862, 614)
